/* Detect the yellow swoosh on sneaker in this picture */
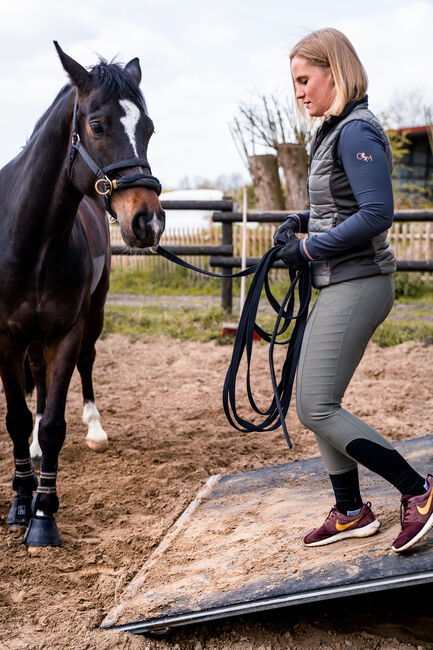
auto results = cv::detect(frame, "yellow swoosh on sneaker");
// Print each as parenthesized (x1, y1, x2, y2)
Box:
(335, 516, 362, 531)
(417, 488, 433, 516)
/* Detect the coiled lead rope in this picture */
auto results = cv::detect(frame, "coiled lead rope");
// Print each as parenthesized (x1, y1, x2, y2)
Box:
(151, 245, 312, 448)
(222, 247, 311, 448)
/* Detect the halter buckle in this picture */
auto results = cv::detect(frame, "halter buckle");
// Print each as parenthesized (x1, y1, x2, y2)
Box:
(71, 132, 80, 146)
(95, 177, 113, 196)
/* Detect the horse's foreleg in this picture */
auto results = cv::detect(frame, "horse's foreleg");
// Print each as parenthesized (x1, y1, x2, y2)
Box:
(24, 328, 81, 547)
(0, 343, 38, 529)
(27, 342, 47, 467)
(78, 303, 108, 452)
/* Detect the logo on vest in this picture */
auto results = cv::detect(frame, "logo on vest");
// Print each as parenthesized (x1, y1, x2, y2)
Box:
(356, 152, 373, 163)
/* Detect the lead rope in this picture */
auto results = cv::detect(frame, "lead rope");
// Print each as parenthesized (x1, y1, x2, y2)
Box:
(222, 247, 311, 448)
(150, 245, 311, 448)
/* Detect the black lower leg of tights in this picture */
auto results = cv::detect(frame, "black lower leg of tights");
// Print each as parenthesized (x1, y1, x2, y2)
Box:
(329, 468, 363, 515)
(346, 439, 426, 496)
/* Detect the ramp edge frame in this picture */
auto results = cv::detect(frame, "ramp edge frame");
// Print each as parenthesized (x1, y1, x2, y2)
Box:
(103, 570, 433, 635)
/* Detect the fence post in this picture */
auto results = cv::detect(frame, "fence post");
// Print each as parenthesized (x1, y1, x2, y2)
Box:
(221, 221, 233, 312)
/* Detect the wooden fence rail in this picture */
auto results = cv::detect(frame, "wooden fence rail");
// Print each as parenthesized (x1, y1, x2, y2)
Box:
(110, 219, 433, 266)
(110, 204, 433, 312)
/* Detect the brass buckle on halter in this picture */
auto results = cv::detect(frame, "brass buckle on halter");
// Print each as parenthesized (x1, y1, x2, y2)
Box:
(95, 177, 113, 196)
(149, 247, 158, 254)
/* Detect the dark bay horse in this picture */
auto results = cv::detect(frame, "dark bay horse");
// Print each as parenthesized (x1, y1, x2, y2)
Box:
(1, 43, 165, 547)
(28, 195, 111, 463)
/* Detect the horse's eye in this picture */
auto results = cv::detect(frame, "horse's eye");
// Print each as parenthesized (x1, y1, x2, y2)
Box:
(90, 122, 104, 135)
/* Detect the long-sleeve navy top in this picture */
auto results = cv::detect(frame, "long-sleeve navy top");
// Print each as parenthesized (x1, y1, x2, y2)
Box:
(295, 120, 394, 261)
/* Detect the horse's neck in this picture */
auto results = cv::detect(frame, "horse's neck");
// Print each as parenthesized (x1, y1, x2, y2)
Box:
(1, 91, 81, 246)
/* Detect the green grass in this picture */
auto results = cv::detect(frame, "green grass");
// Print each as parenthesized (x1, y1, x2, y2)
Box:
(372, 320, 433, 347)
(109, 265, 221, 296)
(102, 305, 300, 343)
(106, 267, 433, 347)
(110, 265, 433, 302)
(109, 263, 296, 298)
(393, 309, 433, 317)
(103, 305, 228, 341)
(395, 294, 433, 306)
(103, 305, 433, 348)
(394, 272, 433, 301)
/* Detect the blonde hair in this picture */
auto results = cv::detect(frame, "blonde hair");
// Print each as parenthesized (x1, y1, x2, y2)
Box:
(290, 28, 368, 119)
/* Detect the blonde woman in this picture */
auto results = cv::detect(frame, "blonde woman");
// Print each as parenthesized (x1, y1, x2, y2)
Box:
(274, 28, 432, 553)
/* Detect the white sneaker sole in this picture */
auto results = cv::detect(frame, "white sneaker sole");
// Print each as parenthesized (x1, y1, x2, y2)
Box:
(392, 510, 433, 553)
(303, 519, 380, 547)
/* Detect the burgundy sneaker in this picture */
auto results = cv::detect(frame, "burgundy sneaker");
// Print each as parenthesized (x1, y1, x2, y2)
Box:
(303, 502, 380, 547)
(392, 475, 433, 553)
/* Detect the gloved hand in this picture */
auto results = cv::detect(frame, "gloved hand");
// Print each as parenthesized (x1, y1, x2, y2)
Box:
(275, 230, 306, 270)
(273, 215, 299, 246)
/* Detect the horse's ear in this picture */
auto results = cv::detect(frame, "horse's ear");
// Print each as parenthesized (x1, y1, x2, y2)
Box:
(54, 41, 90, 92)
(124, 58, 142, 86)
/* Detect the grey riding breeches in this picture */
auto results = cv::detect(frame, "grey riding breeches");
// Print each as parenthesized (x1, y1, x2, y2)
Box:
(296, 274, 395, 475)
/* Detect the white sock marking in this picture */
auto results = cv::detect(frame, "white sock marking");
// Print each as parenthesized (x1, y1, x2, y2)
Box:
(119, 99, 140, 157)
(83, 401, 108, 444)
(30, 414, 43, 460)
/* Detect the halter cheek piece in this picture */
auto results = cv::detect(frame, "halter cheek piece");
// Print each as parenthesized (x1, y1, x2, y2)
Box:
(68, 93, 162, 221)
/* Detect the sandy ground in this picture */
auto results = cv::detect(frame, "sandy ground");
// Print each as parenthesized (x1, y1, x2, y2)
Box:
(1, 335, 433, 650)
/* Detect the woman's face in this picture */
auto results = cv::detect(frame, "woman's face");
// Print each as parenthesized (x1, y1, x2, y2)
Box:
(291, 55, 334, 117)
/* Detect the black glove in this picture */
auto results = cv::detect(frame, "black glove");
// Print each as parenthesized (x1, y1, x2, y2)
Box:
(276, 230, 306, 270)
(273, 215, 299, 246)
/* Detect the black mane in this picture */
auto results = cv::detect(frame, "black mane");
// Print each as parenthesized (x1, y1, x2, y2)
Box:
(90, 58, 147, 112)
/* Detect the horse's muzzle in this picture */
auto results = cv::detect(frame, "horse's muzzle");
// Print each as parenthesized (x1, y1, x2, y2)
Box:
(123, 208, 165, 248)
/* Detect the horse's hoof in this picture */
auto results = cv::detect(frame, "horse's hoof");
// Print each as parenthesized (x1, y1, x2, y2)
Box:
(86, 437, 109, 453)
(23, 515, 62, 547)
(6, 496, 33, 530)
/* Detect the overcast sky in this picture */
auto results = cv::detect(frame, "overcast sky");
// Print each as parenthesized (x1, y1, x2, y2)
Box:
(0, 0, 432, 189)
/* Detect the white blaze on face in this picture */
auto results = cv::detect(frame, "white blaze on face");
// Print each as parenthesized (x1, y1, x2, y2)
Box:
(119, 99, 141, 157)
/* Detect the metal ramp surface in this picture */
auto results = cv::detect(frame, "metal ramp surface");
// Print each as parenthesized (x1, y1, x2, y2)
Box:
(102, 435, 433, 635)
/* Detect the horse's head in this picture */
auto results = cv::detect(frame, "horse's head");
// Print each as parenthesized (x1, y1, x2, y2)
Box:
(55, 42, 165, 249)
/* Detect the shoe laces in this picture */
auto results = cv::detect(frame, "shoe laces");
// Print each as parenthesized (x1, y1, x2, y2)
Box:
(400, 495, 413, 526)
(326, 505, 338, 521)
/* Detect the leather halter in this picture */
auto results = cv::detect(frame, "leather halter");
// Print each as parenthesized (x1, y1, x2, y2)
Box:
(68, 93, 162, 220)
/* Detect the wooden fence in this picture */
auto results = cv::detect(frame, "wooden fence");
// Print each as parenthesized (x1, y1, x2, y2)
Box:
(110, 219, 433, 271)
(109, 204, 433, 311)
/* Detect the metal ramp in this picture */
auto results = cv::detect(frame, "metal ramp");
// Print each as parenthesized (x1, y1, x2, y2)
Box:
(101, 435, 433, 635)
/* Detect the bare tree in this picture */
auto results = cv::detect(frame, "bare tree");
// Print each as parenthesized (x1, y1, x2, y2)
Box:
(231, 95, 311, 210)
(379, 91, 428, 129)
(248, 154, 286, 211)
(229, 115, 285, 210)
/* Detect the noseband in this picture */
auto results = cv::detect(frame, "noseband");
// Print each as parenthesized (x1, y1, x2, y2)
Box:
(68, 93, 162, 220)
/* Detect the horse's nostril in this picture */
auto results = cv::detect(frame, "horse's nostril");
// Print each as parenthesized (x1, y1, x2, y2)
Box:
(131, 211, 149, 238)
(130, 210, 164, 245)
